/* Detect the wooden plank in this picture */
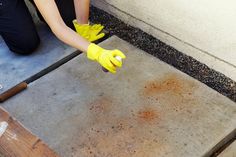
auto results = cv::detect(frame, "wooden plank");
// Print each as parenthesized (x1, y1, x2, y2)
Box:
(0, 107, 58, 157)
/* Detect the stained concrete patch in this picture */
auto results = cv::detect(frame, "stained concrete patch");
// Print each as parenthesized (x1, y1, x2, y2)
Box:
(2, 36, 236, 157)
(0, 23, 76, 94)
(218, 141, 236, 157)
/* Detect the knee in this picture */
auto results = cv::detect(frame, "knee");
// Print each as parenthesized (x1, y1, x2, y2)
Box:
(10, 36, 40, 55)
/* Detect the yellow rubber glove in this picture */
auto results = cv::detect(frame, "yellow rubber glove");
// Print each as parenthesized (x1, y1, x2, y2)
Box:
(87, 43, 126, 74)
(73, 20, 105, 42)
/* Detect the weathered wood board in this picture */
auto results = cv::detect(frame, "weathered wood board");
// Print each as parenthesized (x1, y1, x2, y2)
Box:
(0, 107, 58, 157)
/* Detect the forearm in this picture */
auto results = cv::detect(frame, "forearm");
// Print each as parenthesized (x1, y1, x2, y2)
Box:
(34, 0, 90, 52)
(74, 0, 90, 24)
(51, 21, 89, 52)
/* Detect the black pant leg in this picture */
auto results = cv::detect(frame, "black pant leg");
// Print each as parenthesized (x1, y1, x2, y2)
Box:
(55, 0, 76, 29)
(30, 0, 76, 30)
(0, 0, 40, 55)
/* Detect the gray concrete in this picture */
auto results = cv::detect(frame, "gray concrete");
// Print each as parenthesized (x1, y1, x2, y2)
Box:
(2, 36, 236, 157)
(92, 0, 236, 81)
(218, 141, 236, 157)
(0, 23, 76, 94)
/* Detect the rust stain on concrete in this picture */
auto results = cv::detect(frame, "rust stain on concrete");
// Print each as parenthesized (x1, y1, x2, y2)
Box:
(137, 108, 159, 123)
(69, 97, 166, 157)
(69, 74, 199, 156)
(143, 74, 197, 96)
(73, 119, 164, 157)
(67, 74, 200, 157)
(141, 73, 198, 110)
(89, 97, 113, 114)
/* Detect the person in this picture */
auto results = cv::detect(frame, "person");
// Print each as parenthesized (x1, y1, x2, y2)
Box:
(0, 0, 126, 74)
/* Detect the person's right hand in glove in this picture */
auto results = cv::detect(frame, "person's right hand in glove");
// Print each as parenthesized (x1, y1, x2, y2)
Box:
(87, 43, 126, 74)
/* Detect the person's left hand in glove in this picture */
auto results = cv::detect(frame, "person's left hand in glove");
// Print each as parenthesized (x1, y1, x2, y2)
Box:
(73, 20, 105, 42)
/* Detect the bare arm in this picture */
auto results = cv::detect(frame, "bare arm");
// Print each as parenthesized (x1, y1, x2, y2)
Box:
(34, 0, 90, 52)
(74, 0, 90, 24)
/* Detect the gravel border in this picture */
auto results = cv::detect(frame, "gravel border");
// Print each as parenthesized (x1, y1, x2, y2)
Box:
(90, 6, 236, 102)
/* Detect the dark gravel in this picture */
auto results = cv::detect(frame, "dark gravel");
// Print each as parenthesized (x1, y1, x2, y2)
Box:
(89, 6, 236, 102)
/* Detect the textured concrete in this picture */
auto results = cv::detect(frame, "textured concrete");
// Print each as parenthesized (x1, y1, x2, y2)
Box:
(90, 6, 236, 102)
(2, 36, 236, 157)
(218, 141, 236, 157)
(91, 0, 236, 81)
(0, 23, 76, 94)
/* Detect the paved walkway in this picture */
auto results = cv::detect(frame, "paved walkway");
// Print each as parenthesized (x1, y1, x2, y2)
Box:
(2, 36, 236, 157)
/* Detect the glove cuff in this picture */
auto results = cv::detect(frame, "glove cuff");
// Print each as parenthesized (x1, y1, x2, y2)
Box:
(73, 19, 89, 26)
(87, 43, 103, 61)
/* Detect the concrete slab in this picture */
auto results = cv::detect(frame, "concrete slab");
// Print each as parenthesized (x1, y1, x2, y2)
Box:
(218, 141, 236, 157)
(0, 23, 76, 94)
(2, 36, 236, 157)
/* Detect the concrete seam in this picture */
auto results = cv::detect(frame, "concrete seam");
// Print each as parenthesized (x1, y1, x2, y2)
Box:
(205, 128, 236, 157)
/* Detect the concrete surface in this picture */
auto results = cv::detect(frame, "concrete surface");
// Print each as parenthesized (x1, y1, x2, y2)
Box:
(0, 23, 76, 94)
(90, 6, 236, 102)
(218, 141, 236, 157)
(91, 0, 236, 81)
(2, 36, 236, 157)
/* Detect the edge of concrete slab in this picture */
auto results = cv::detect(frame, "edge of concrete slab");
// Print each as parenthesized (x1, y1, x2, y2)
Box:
(217, 140, 236, 157)
(24, 51, 80, 84)
(204, 129, 236, 157)
(90, 6, 236, 103)
(0, 51, 80, 103)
